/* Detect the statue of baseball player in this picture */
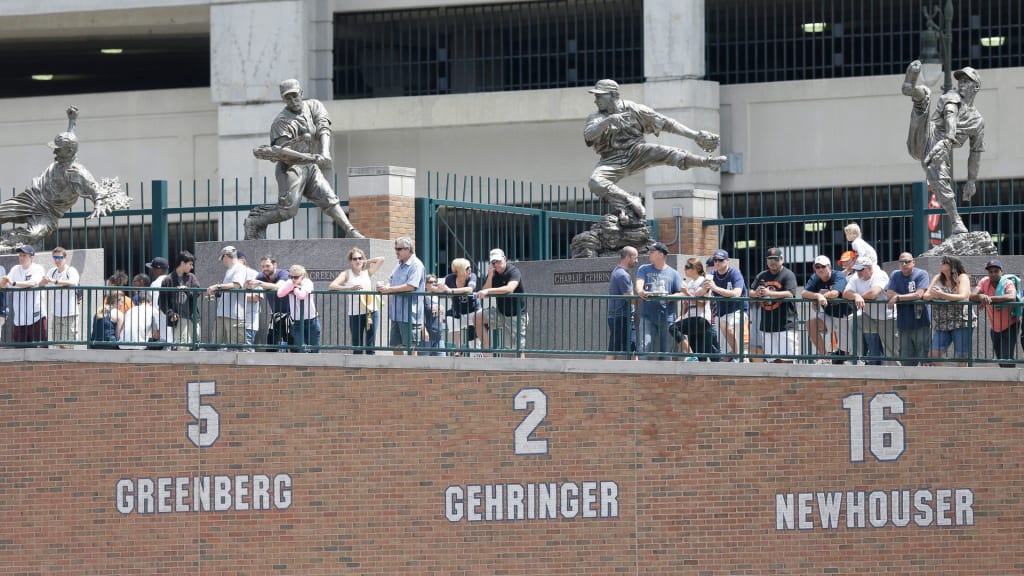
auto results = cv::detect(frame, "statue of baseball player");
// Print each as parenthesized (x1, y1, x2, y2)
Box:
(584, 79, 727, 224)
(0, 106, 126, 253)
(245, 78, 363, 240)
(902, 61, 984, 235)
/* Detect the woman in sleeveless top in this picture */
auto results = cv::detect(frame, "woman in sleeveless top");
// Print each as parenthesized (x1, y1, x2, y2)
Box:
(924, 255, 974, 365)
(89, 292, 124, 349)
(329, 247, 384, 354)
(441, 258, 480, 351)
(674, 257, 718, 359)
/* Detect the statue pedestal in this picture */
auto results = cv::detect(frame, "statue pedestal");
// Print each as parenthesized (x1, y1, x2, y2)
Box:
(195, 238, 398, 350)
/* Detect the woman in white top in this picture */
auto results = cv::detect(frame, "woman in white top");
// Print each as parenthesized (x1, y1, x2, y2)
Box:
(673, 257, 718, 359)
(329, 247, 385, 354)
(277, 265, 320, 353)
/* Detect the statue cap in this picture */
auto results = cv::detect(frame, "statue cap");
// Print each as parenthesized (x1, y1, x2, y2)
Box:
(279, 79, 302, 97)
(954, 67, 981, 85)
(47, 132, 78, 149)
(588, 79, 620, 94)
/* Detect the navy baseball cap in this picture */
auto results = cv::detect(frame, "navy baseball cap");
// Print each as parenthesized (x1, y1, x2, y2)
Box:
(712, 249, 729, 260)
(985, 259, 1003, 270)
(648, 242, 669, 255)
(16, 245, 35, 256)
(145, 257, 169, 270)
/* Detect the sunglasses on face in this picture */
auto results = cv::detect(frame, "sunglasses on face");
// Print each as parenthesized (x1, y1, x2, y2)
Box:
(351, 256, 365, 261)
(813, 264, 826, 270)
(290, 275, 301, 280)
(395, 247, 409, 252)
(53, 256, 65, 260)
(684, 264, 694, 269)
(713, 258, 725, 263)
(899, 260, 913, 264)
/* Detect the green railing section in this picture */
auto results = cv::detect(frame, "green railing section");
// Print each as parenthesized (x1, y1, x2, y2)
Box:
(6, 286, 1021, 366)
(418, 171, 658, 275)
(707, 178, 1024, 283)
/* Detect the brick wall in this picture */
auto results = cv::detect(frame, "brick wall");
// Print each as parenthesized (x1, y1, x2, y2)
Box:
(348, 195, 415, 240)
(2, 359, 1021, 575)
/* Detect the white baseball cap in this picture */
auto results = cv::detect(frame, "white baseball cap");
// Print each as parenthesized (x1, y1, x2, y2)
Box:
(813, 255, 831, 267)
(488, 248, 506, 263)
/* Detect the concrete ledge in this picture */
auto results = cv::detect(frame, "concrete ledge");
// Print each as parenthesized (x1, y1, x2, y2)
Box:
(3, 348, 1021, 382)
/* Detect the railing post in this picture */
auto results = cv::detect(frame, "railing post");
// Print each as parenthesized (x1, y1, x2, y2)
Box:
(151, 180, 169, 260)
(530, 212, 550, 261)
(911, 181, 928, 257)
(415, 197, 435, 275)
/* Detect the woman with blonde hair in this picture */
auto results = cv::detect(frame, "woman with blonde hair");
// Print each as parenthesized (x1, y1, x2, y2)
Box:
(277, 264, 320, 352)
(924, 255, 974, 365)
(441, 257, 481, 352)
(329, 247, 385, 354)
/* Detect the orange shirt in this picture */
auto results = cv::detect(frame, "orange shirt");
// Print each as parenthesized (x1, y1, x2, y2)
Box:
(977, 276, 1018, 333)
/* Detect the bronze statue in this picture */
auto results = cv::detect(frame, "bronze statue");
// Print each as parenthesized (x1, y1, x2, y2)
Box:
(245, 79, 363, 240)
(903, 61, 984, 235)
(584, 79, 726, 225)
(0, 106, 126, 252)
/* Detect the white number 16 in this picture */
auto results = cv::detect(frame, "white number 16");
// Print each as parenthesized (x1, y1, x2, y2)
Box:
(842, 392, 905, 462)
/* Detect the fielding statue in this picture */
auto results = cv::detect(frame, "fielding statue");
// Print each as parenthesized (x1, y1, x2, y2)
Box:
(0, 106, 126, 253)
(245, 78, 363, 240)
(572, 79, 726, 257)
(902, 61, 984, 235)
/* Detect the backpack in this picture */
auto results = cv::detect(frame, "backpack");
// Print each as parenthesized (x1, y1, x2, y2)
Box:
(996, 274, 1024, 318)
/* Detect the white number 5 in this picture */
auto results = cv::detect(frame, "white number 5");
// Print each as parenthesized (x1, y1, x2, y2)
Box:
(187, 381, 220, 448)
(514, 388, 548, 455)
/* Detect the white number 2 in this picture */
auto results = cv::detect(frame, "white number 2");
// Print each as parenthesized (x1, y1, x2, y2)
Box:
(842, 392, 905, 462)
(514, 388, 548, 455)
(186, 381, 220, 448)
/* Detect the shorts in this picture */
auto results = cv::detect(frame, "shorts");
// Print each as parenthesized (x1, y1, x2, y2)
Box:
(931, 327, 972, 357)
(748, 307, 765, 349)
(763, 330, 800, 361)
(715, 310, 746, 354)
(51, 315, 79, 345)
(482, 307, 528, 352)
(389, 321, 422, 347)
(820, 313, 852, 353)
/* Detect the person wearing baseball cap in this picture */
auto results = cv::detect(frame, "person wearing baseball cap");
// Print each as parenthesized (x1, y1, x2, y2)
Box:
(843, 257, 896, 365)
(803, 254, 854, 363)
(1, 244, 48, 346)
(633, 240, 683, 360)
(901, 57, 985, 235)
(475, 247, 528, 357)
(971, 257, 1020, 367)
(703, 247, 747, 359)
(207, 245, 248, 349)
(837, 250, 857, 276)
(750, 248, 799, 362)
(885, 252, 932, 366)
(243, 78, 364, 241)
(584, 77, 726, 224)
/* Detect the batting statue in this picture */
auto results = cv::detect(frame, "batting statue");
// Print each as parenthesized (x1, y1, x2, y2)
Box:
(0, 106, 126, 253)
(902, 61, 985, 235)
(584, 79, 727, 224)
(246, 78, 363, 240)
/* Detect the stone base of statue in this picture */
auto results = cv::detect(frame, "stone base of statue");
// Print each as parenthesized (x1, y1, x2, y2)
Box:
(919, 230, 996, 257)
(570, 213, 652, 258)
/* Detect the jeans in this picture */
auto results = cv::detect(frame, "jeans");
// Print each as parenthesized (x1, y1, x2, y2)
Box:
(349, 312, 378, 354)
(292, 317, 321, 353)
(991, 323, 1020, 367)
(639, 316, 675, 361)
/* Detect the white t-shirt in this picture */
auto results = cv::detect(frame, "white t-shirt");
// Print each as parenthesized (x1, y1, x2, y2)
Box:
(9, 263, 47, 326)
(851, 238, 878, 265)
(216, 263, 248, 320)
(243, 267, 262, 330)
(120, 303, 159, 350)
(847, 267, 895, 320)
(47, 265, 80, 317)
(683, 276, 710, 319)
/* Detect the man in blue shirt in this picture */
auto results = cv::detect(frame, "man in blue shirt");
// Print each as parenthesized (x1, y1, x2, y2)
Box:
(886, 252, 931, 366)
(803, 255, 854, 364)
(703, 248, 747, 359)
(607, 245, 638, 359)
(634, 242, 683, 360)
(379, 236, 425, 355)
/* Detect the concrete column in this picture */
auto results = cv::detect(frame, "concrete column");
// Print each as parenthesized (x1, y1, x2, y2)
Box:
(644, 0, 705, 80)
(347, 166, 417, 241)
(642, 0, 720, 256)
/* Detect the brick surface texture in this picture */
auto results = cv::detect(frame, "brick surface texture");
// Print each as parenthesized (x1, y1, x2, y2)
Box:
(657, 216, 718, 256)
(349, 196, 414, 241)
(2, 361, 1022, 575)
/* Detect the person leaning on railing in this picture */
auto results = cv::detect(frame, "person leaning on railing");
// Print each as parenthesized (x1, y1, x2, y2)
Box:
(159, 251, 200, 350)
(329, 247, 385, 355)
(1, 245, 47, 347)
(440, 258, 481, 353)
(842, 258, 895, 366)
(924, 255, 974, 366)
(971, 259, 1020, 368)
(277, 265, 320, 353)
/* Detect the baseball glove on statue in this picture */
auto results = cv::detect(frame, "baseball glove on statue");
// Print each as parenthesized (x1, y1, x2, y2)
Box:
(695, 130, 720, 153)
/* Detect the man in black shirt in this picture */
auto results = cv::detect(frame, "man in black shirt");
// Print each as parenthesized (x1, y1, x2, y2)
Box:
(159, 251, 201, 349)
(475, 248, 527, 357)
(750, 247, 799, 363)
